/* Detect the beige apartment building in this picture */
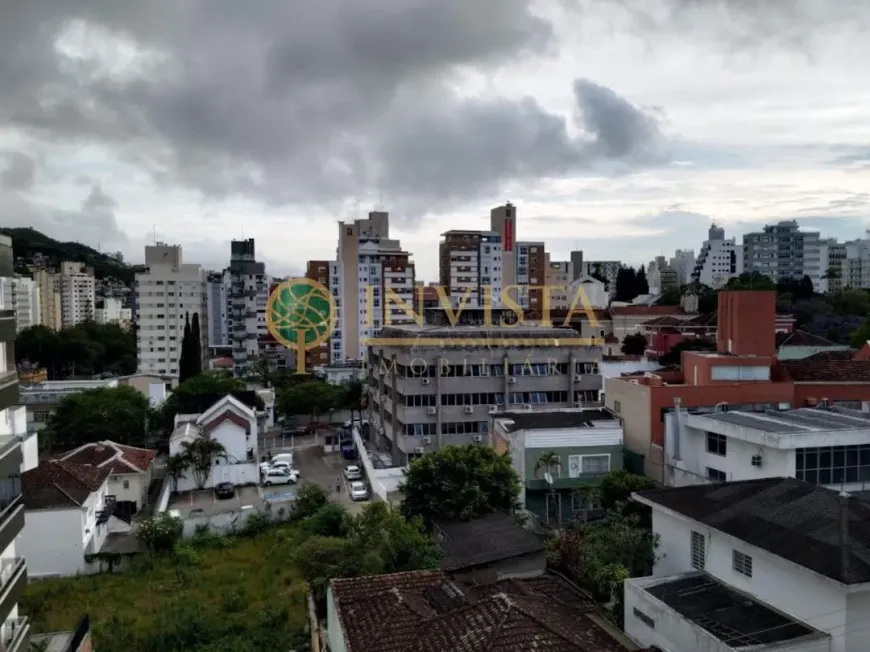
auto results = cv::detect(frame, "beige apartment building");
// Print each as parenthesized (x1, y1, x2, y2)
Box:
(59, 261, 96, 327)
(33, 269, 61, 330)
(367, 324, 603, 465)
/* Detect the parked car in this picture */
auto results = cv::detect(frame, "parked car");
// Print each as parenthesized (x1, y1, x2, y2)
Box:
(344, 465, 363, 481)
(215, 482, 235, 499)
(271, 453, 294, 466)
(262, 468, 299, 487)
(349, 481, 369, 501)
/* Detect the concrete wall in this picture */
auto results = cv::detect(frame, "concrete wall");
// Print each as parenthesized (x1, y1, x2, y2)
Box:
(178, 502, 292, 538)
(175, 462, 259, 493)
(20, 509, 85, 577)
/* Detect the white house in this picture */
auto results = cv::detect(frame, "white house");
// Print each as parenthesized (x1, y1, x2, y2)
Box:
(20, 459, 129, 577)
(567, 275, 608, 309)
(664, 406, 870, 491)
(169, 394, 259, 492)
(625, 478, 870, 652)
(55, 440, 157, 514)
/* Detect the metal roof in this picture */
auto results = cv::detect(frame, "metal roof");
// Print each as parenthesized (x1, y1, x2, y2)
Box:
(699, 408, 870, 434)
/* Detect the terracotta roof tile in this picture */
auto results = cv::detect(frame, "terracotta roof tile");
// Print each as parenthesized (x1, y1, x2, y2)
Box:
(57, 441, 156, 474)
(641, 316, 682, 327)
(781, 359, 870, 383)
(23, 460, 110, 510)
(330, 571, 629, 652)
(803, 350, 857, 361)
(199, 409, 251, 436)
(611, 305, 684, 317)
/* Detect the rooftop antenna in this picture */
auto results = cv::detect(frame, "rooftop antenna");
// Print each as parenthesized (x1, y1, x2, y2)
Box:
(152, 225, 157, 244)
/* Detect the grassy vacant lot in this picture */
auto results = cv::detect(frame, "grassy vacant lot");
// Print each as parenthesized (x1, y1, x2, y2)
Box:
(21, 524, 310, 652)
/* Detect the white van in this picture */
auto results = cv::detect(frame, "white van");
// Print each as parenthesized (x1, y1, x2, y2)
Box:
(271, 453, 293, 466)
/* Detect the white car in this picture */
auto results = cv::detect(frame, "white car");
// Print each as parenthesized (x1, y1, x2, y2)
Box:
(343, 465, 362, 481)
(262, 468, 299, 486)
(349, 481, 369, 501)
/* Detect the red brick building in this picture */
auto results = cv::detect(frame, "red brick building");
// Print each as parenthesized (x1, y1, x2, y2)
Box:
(605, 290, 870, 481)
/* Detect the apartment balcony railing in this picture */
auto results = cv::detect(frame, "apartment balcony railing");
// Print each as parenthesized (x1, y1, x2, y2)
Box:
(0, 557, 24, 591)
(1, 617, 29, 652)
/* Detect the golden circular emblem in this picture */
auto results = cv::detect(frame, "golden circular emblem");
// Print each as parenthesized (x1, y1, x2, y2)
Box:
(265, 278, 337, 362)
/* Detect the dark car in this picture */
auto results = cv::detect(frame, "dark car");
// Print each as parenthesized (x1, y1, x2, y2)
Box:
(215, 482, 235, 499)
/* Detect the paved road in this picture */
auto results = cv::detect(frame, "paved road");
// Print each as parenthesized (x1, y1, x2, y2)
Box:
(294, 444, 367, 515)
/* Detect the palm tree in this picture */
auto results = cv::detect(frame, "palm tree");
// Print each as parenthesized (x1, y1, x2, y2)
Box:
(181, 439, 227, 489)
(166, 454, 189, 494)
(534, 452, 562, 526)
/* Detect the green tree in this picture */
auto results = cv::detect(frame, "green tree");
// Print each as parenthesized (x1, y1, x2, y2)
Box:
(179, 313, 194, 383)
(292, 536, 384, 603)
(598, 469, 657, 525)
(181, 439, 227, 489)
(724, 272, 777, 291)
(16, 322, 136, 380)
(400, 444, 521, 527)
(137, 513, 183, 553)
(850, 318, 870, 349)
(166, 454, 190, 494)
(350, 502, 442, 573)
(658, 286, 682, 306)
(292, 483, 329, 521)
(303, 503, 351, 538)
(621, 333, 648, 356)
(190, 312, 203, 376)
(338, 377, 366, 424)
(277, 380, 340, 423)
(41, 385, 152, 451)
(635, 266, 649, 296)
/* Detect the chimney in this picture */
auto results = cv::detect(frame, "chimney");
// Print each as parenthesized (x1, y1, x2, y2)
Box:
(840, 490, 851, 582)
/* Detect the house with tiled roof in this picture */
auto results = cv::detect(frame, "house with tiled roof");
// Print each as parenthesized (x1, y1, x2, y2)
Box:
(326, 569, 640, 652)
(19, 459, 121, 577)
(55, 440, 157, 515)
(625, 478, 870, 652)
(610, 305, 690, 344)
(776, 329, 852, 361)
(168, 394, 259, 492)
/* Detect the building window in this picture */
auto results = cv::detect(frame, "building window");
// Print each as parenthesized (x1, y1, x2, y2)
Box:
(733, 550, 753, 577)
(568, 454, 611, 477)
(123, 480, 130, 490)
(691, 530, 706, 569)
(796, 445, 870, 485)
(706, 433, 727, 456)
(707, 467, 727, 482)
(613, 400, 621, 414)
(633, 607, 655, 629)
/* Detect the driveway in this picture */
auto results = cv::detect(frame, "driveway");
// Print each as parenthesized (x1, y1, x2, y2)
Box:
(294, 445, 367, 515)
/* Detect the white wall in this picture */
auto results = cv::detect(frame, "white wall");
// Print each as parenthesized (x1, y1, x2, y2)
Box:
(175, 462, 259, 493)
(209, 421, 251, 464)
(106, 472, 146, 506)
(625, 577, 831, 652)
(20, 509, 86, 577)
(326, 588, 347, 652)
(651, 507, 858, 652)
(352, 427, 403, 501)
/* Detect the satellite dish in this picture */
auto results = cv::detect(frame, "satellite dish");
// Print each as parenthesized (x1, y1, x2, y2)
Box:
(544, 472, 554, 486)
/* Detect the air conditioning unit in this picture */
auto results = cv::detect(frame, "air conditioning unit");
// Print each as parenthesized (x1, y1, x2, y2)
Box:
(473, 435, 483, 443)
(422, 436, 432, 445)
(421, 378, 431, 385)
(508, 376, 517, 384)
(522, 404, 532, 411)
(488, 405, 499, 414)
(463, 406, 474, 414)
(751, 454, 764, 467)
(426, 406, 437, 416)
(414, 447, 425, 454)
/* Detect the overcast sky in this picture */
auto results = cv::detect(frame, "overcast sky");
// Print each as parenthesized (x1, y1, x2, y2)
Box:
(2, 0, 869, 281)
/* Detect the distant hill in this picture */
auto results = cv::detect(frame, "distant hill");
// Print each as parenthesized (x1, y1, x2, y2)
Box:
(0, 227, 143, 285)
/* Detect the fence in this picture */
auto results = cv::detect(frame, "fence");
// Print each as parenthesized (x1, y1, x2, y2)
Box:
(178, 501, 294, 538)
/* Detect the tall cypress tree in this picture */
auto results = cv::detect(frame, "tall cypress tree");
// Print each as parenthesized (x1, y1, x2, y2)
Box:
(636, 266, 649, 296)
(179, 312, 192, 382)
(190, 312, 203, 376)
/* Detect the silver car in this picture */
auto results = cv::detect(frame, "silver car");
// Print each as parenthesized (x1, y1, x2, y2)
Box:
(344, 465, 362, 481)
(349, 481, 369, 501)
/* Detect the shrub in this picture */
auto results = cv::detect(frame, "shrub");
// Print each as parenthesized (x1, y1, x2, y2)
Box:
(138, 513, 183, 552)
(292, 483, 329, 521)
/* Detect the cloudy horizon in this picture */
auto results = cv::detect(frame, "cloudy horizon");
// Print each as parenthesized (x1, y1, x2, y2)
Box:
(1, 0, 869, 280)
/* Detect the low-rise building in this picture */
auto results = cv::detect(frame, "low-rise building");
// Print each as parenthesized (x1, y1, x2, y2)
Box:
(491, 409, 623, 526)
(776, 330, 851, 361)
(626, 478, 870, 652)
(55, 440, 157, 515)
(20, 459, 119, 578)
(327, 569, 639, 652)
(16, 379, 118, 433)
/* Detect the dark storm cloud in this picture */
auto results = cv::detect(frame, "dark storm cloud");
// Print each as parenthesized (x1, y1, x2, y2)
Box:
(0, 0, 665, 215)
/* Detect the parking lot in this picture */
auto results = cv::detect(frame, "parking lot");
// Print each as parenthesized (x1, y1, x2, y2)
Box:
(294, 444, 368, 514)
(168, 485, 264, 518)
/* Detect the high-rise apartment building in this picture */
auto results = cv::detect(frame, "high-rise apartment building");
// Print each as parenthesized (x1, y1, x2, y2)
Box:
(59, 262, 95, 327)
(692, 223, 742, 288)
(206, 269, 231, 352)
(569, 251, 584, 281)
(33, 269, 61, 331)
(10, 277, 40, 333)
(330, 211, 416, 362)
(743, 220, 823, 289)
(303, 261, 333, 370)
(228, 240, 268, 377)
(821, 238, 846, 292)
(134, 243, 207, 377)
(438, 231, 503, 307)
(516, 241, 546, 311)
(841, 234, 870, 290)
(670, 249, 696, 286)
(490, 203, 518, 302)
(0, 235, 32, 652)
(544, 257, 573, 309)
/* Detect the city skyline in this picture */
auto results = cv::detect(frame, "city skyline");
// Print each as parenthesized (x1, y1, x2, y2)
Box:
(1, 1, 869, 280)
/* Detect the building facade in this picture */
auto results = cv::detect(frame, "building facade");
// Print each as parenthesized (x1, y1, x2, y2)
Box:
(841, 234, 870, 290)
(743, 220, 824, 289)
(544, 257, 573, 309)
(438, 230, 504, 308)
(583, 260, 621, 294)
(94, 297, 131, 328)
(134, 244, 208, 377)
(692, 223, 742, 288)
(229, 240, 268, 377)
(206, 269, 231, 352)
(10, 277, 39, 333)
(367, 324, 602, 465)
(59, 262, 95, 327)
(0, 234, 31, 652)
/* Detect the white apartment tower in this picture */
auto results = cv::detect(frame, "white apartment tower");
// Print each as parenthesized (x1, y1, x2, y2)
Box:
(743, 220, 823, 289)
(229, 239, 268, 377)
(135, 243, 207, 377)
(670, 249, 696, 286)
(10, 276, 40, 332)
(691, 223, 742, 288)
(438, 231, 504, 307)
(331, 211, 416, 362)
(59, 262, 95, 327)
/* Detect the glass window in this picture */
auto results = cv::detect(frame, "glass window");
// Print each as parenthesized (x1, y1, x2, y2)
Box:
(706, 433, 727, 456)
(691, 531, 705, 569)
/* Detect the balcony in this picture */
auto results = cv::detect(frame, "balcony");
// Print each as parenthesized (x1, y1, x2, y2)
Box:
(0, 558, 25, 624)
(1, 617, 29, 652)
